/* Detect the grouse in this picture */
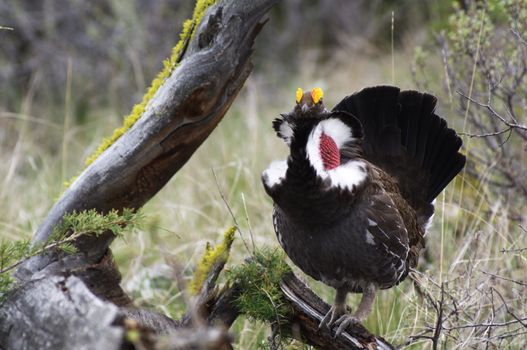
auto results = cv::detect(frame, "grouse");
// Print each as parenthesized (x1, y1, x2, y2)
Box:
(262, 86, 466, 335)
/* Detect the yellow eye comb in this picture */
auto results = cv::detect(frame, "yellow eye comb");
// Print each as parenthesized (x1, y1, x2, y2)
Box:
(296, 88, 303, 104)
(311, 87, 324, 104)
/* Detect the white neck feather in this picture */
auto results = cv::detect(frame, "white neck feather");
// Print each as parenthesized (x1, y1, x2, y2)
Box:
(262, 160, 288, 189)
(306, 118, 367, 190)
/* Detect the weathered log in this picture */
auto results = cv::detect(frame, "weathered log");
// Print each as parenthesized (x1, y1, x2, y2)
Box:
(0, 275, 227, 350)
(0, 276, 124, 350)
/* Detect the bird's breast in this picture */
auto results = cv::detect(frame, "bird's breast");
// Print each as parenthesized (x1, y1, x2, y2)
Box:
(272, 203, 408, 292)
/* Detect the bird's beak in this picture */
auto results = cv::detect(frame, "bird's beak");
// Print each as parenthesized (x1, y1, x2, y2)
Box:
(301, 104, 309, 112)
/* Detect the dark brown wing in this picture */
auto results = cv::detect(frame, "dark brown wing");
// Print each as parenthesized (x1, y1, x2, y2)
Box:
(362, 191, 410, 287)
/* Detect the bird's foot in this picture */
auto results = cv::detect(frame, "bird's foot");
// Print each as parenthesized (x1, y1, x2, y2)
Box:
(318, 305, 346, 330)
(333, 313, 363, 337)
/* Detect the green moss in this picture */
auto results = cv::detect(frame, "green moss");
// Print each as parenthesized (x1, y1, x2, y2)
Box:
(190, 226, 236, 295)
(77, 0, 217, 173)
(226, 248, 293, 325)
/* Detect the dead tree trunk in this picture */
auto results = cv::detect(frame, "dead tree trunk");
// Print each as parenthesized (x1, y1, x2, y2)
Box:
(0, 1, 395, 349)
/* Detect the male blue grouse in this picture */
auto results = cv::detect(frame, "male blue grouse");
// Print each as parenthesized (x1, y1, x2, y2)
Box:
(262, 86, 466, 335)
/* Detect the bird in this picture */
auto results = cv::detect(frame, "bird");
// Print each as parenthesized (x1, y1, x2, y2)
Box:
(261, 86, 466, 336)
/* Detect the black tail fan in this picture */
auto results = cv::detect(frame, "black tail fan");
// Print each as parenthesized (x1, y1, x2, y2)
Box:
(332, 86, 466, 206)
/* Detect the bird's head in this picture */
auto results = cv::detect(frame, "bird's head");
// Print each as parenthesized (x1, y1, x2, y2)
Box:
(294, 87, 326, 115)
(265, 88, 365, 195)
(273, 87, 363, 157)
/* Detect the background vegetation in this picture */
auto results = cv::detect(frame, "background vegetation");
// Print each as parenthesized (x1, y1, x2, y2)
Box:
(0, 0, 525, 348)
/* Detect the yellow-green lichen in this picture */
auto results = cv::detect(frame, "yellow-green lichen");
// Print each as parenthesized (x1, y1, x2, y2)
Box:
(63, 175, 78, 188)
(190, 226, 236, 295)
(82, 0, 217, 168)
(125, 329, 141, 344)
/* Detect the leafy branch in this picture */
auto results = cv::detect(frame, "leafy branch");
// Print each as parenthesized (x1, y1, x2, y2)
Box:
(0, 208, 141, 298)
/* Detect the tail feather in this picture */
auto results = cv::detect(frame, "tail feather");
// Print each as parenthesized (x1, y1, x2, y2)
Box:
(415, 95, 437, 167)
(423, 117, 446, 172)
(333, 85, 466, 210)
(338, 86, 401, 156)
(429, 134, 464, 200)
(431, 158, 465, 201)
(399, 91, 423, 158)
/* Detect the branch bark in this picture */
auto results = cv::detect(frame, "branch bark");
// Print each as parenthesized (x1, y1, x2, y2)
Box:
(0, 276, 125, 350)
(280, 273, 394, 350)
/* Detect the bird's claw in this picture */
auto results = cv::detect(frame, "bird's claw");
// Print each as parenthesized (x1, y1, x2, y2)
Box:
(318, 305, 344, 331)
(333, 314, 360, 337)
(319, 304, 366, 336)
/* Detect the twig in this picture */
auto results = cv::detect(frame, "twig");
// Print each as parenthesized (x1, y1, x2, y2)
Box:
(457, 91, 527, 132)
(166, 256, 202, 328)
(0, 218, 133, 276)
(431, 283, 445, 350)
(458, 128, 512, 138)
(500, 246, 527, 254)
(478, 269, 527, 287)
(485, 288, 496, 350)
(511, 28, 527, 47)
(241, 192, 256, 254)
(500, 225, 527, 253)
(492, 287, 527, 328)
(399, 329, 434, 348)
(443, 318, 527, 331)
(492, 328, 527, 340)
(211, 168, 251, 254)
(259, 286, 284, 347)
(410, 269, 459, 313)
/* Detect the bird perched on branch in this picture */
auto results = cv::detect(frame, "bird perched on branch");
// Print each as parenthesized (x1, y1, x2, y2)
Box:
(262, 86, 465, 335)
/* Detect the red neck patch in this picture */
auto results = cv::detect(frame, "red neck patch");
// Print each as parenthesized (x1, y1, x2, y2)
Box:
(319, 133, 340, 170)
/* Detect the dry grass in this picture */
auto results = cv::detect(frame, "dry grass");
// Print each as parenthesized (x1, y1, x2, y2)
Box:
(1, 40, 526, 349)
